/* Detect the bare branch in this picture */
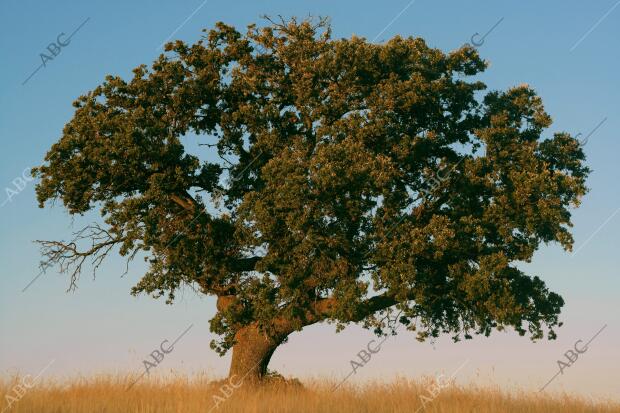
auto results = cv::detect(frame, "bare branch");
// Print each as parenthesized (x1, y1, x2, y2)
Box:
(35, 223, 127, 291)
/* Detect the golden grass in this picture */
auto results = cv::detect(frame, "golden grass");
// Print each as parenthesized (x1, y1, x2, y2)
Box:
(1, 374, 618, 413)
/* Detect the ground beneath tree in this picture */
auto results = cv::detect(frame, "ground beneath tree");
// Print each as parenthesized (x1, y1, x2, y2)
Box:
(1, 374, 617, 412)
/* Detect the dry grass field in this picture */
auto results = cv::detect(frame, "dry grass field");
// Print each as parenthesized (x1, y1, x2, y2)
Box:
(1, 374, 618, 413)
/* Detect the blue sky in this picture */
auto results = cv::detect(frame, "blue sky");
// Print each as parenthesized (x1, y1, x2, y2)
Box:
(1, 0, 618, 401)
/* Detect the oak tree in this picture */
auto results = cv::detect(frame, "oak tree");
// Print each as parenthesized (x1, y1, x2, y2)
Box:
(34, 17, 589, 381)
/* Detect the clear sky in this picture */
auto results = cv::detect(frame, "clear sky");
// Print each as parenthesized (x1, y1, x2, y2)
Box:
(1, 0, 618, 402)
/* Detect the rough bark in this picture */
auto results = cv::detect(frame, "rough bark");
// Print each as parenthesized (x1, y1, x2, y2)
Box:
(222, 293, 401, 382)
(228, 323, 284, 381)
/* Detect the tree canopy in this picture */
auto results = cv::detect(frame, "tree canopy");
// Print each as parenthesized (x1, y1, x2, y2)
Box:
(34, 17, 589, 376)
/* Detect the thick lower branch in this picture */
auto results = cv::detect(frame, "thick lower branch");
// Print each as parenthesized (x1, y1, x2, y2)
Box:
(219, 292, 402, 381)
(307, 293, 400, 324)
(170, 192, 198, 211)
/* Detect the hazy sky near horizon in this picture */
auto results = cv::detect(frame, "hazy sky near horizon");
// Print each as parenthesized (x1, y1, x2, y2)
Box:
(1, 0, 619, 402)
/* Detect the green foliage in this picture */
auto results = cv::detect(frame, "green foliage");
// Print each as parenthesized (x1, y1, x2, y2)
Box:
(34, 17, 589, 354)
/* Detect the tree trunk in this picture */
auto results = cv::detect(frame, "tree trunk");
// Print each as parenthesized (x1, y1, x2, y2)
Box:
(228, 323, 283, 382)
